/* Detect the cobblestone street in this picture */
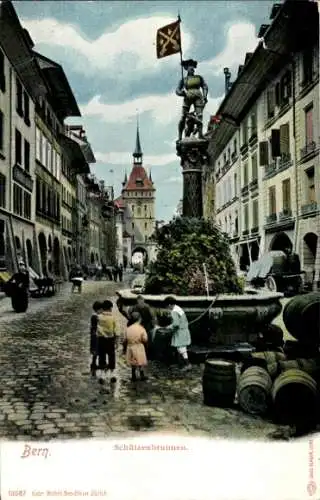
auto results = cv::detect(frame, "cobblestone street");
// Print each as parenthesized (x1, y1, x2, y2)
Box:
(0, 279, 284, 441)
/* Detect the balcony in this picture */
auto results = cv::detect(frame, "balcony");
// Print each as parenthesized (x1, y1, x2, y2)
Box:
(240, 143, 248, 155)
(301, 202, 318, 216)
(231, 151, 238, 163)
(300, 141, 317, 162)
(241, 185, 249, 196)
(278, 154, 292, 172)
(265, 213, 277, 225)
(242, 229, 249, 236)
(251, 226, 259, 235)
(248, 133, 258, 147)
(249, 179, 258, 191)
(264, 160, 277, 179)
(279, 208, 292, 220)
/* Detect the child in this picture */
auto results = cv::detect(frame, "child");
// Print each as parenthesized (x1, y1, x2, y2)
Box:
(90, 301, 102, 375)
(124, 311, 148, 382)
(97, 300, 118, 384)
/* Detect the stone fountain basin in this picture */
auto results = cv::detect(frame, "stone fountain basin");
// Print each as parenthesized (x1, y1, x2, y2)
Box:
(117, 288, 284, 346)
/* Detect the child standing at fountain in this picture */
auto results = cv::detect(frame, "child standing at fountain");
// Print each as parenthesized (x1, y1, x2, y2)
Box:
(90, 301, 102, 375)
(124, 312, 148, 382)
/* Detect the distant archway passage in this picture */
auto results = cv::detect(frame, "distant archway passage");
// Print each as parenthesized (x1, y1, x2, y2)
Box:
(132, 246, 148, 266)
(303, 232, 318, 273)
(53, 237, 60, 275)
(38, 232, 47, 275)
(269, 232, 293, 252)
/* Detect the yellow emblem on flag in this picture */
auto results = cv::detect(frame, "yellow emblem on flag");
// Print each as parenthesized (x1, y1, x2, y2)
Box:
(156, 20, 181, 59)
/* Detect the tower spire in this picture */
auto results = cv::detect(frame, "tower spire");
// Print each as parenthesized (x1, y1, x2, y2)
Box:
(133, 117, 143, 164)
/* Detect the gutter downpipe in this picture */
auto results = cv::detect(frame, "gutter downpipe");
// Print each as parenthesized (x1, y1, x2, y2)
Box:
(292, 54, 299, 254)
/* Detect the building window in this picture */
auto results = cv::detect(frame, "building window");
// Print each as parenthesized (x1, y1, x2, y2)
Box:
(16, 79, 23, 117)
(36, 178, 41, 212)
(234, 173, 237, 196)
(243, 204, 249, 230)
(268, 186, 276, 215)
(24, 191, 31, 220)
(56, 153, 61, 181)
(15, 129, 22, 165)
(305, 105, 313, 145)
(233, 138, 237, 154)
(267, 88, 275, 118)
(42, 135, 47, 167)
(137, 207, 141, 216)
(305, 167, 315, 203)
(280, 123, 290, 158)
(13, 183, 23, 216)
(241, 120, 248, 145)
(0, 50, 5, 93)
(36, 127, 41, 162)
(251, 110, 257, 136)
(144, 205, 147, 211)
(282, 179, 291, 211)
(132, 222, 134, 229)
(251, 154, 258, 180)
(47, 142, 52, 172)
(252, 199, 259, 228)
(24, 140, 30, 173)
(145, 222, 147, 230)
(0, 109, 3, 151)
(23, 91, 30, 126)
(0, 173, 5, 208)
(243, 162, 248, 186)
(302, 48, 313, 85)
(234, 211, 238, 234)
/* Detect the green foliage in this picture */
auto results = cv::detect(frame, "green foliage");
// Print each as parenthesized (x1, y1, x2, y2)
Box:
(145, 217, 243, 295)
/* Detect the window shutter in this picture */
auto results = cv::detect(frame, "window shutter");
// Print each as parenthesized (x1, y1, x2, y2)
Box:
(267, 89, 275, 116)
(275, 83, 280, 106)
(271, 129, 281, 157)
(286, 71, 292, 98)
(259, 141, 269, 166)
(0, 50, 5, 93)
(280, 123, 290, 155)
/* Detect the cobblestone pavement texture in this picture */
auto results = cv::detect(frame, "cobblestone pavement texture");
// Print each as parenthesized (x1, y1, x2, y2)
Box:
(0, 279, 289, 441)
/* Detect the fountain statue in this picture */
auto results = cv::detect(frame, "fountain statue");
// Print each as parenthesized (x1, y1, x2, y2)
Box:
(175, 59, 209, 218)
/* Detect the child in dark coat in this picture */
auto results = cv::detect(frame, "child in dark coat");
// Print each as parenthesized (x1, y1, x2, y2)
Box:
(90, 301, 102, 375)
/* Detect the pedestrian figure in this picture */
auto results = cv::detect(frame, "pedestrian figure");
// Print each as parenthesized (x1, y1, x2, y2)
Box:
(97, 300, 118, 384)
(71, 267, 83, 293)
(118, 263, 123, 282)
(163, 296, 192, 370)
(7, 261, 29, 313)
(112, 265, 118, 282)
(89, 301, 103, 375)
(124, 312, 148, 382)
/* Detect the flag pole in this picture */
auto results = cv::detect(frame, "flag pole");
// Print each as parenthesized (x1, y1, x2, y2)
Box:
(178, 12, 183, 81)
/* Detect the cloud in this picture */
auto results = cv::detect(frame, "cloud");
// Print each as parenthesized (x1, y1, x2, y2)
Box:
(80, 93, 224, 125)
(164, 176, 182, 183)
(22, 16, 192, 73)
(201, 22, 258, 76)
(95, 151, 176, 166)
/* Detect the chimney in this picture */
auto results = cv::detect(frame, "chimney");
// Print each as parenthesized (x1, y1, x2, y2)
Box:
(223, 67, 231, 94)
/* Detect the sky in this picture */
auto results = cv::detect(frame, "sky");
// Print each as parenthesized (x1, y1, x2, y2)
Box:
(14, 0, 275, 221)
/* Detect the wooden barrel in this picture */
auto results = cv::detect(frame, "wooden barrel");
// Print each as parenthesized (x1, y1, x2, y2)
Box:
(278, 358, 320, 376)
(238, 366, 272, 415)
(202, 359, 236, 407)
(272, 369, 318, 424)
(283, 340, 319, 359)
(283, 293, 320, 344)
(252, 351, 286, 363)
(241, 351, 285, 378)
(260, 324, 284, 348)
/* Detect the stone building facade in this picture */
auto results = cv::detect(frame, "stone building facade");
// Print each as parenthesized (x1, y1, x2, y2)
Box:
(204, 0, 319, 287)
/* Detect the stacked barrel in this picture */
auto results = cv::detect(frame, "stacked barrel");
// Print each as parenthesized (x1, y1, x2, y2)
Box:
(202, 292, 320, 428)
